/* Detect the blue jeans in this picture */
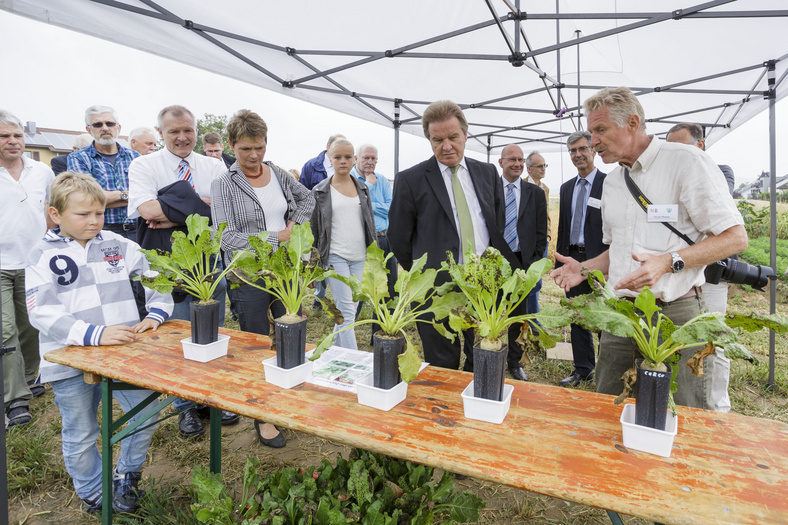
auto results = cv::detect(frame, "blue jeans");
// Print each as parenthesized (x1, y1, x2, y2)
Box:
(51, 375, 159, 498)
(170, 276, 227, 410)
(326, 254, 364, 349)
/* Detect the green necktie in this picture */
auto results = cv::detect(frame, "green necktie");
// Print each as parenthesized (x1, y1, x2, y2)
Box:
(450, 165, 476, 258)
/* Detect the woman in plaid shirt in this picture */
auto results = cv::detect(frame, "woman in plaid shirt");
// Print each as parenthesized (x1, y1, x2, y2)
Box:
(210, 109, 314, 449)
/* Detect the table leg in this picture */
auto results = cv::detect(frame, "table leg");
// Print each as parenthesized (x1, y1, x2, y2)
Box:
(101, 378, 113, 525)
(209, 407, 222, 474)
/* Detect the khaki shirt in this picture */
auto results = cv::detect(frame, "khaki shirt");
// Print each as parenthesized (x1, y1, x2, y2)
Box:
(601, 137, 742, 302)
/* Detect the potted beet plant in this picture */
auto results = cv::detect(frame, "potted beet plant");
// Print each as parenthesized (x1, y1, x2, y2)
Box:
(554, 270, 788, 455)
(439, 247, 564, 422)
(310, 243, 465, 410)
(139, 214, 243, 361)
(230, 223, 335, 388)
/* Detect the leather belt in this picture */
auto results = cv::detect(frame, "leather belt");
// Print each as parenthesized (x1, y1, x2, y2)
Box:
(569, 245, 586, 254)
(105, 222, 137, 232)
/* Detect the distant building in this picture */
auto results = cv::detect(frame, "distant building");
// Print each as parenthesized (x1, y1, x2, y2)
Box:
(22, 122, 129, 167)
(733, 171, 788, 199)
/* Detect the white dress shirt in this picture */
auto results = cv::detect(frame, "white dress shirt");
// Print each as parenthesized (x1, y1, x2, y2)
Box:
(127, 147, 225, 219)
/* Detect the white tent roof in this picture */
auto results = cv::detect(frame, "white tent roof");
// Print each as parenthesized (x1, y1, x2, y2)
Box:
(3, 0, 787, 156)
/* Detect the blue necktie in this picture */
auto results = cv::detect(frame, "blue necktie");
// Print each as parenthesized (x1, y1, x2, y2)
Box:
(178, 159, 194, 188)
(504, 183, 518, 251)
(570, 179, 587, 245)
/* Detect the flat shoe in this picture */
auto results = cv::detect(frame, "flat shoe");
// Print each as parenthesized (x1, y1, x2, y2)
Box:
(254, 420, 286, 448)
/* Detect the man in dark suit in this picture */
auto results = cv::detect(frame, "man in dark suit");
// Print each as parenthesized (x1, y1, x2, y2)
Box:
(499, 144, 547, 381)
(389, 100, 511, 371)
(555, 130, 608, 387)
(202, 131, 236, 169)
(50, 133, 92, 175)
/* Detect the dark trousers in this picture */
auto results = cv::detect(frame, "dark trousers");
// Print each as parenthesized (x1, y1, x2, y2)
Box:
(228, 284, 287, 336)
(104, 223, 146, 321)
(506, 251, 539, 368)
(416, 312, 475, 371)
(566, 246, 595, 377)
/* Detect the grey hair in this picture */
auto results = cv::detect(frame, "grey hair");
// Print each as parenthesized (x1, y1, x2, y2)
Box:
(356, 143, 378, 156)
(0, 110, 23, 129)
(74, 133, 93, 149)
(128, 126, 156, 141)
(566, 130, 592, 147)
(84, 105, 119, 126)
(157, 105, 195, 130)
(525, 150, 542, 168)
(667, 122, 704, 142)
(583, 87, 646, 132)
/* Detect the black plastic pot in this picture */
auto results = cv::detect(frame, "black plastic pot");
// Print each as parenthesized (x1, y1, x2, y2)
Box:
(473, 344, 508, 401)
(634, 359, 672, 430)
(190, 300, 221, 345)
(372, 334, 406, 390)
(274, 318, 307, 369)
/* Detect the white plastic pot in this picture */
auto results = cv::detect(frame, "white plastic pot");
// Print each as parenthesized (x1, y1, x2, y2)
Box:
(620, 403, 678, 457)
(461, 380, 514, 424)
(180, 334, 230, 363)
(356, 373, 408, 411)
(262, 356, 313, 389)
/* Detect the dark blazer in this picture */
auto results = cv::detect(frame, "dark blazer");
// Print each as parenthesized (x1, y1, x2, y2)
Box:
(389, 156, 511, 278)
(135, 180, 211, 253)
(510, 180, 548, 270)
(50, 154, 69, 175)
(555, 169, 608, 266)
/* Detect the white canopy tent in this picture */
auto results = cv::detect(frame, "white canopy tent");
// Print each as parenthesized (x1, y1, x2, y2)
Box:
(3, 0, 786, 167)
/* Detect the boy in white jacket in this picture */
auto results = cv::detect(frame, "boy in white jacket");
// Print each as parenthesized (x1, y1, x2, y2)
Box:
(26, 172, 173, 515)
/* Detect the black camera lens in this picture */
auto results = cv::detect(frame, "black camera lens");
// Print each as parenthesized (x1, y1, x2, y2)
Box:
(721, 258, 775, 290)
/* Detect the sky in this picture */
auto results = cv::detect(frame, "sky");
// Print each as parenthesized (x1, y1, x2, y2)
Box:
(1, 10, 786, 191)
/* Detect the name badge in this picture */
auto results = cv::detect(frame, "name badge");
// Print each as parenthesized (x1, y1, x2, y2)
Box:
(587, 197, 602, 209)
(647, 204, 679, 222)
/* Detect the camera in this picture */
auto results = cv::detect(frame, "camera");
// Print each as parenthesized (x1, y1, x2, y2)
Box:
(704, 255, 775, 291)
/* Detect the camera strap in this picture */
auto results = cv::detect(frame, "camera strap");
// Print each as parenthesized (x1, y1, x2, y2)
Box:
(623, 168, 696, 247)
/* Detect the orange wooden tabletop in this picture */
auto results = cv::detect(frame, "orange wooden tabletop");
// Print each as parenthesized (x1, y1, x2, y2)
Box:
(45, 320, 788, 525)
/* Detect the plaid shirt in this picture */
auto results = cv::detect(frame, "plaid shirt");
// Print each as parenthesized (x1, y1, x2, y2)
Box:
(211, 161, 315, 267)
(67, 142, 139, 225)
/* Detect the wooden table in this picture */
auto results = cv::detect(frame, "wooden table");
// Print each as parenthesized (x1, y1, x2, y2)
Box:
(45, 321, 788, 525)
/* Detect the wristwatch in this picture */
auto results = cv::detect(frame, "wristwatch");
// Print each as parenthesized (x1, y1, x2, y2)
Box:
(120, 190, 128, 201)
(670, 251, 685, 273)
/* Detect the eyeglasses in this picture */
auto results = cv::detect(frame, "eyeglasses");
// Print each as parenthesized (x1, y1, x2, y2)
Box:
(90, 121, 117, 129)
(530, 164, 548, 169)
(502, 157, 525, 163)
(569, 146, 591, 155)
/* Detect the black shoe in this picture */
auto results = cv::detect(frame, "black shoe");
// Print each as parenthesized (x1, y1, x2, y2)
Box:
(312, 299, 323, 311)
(81, 491, 102, 514)
(27, 376, 45, 398)
(113, 471, 144, 514)
(559, 371, 593, 388)
(509, 365, 529, 382)
(178, 407, 205, 438)
(254, 420, 286, 448)
(196, 406, 240, 425)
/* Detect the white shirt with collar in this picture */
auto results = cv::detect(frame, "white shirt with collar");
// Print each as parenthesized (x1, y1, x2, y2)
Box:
(436, 157, 490, 261)
(501, 177, 522, 252)
(571, 168, 599, 247)
(1, 156, 54, 269)
(127, 147, 225, 219)
(601, 137, 742, 302)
